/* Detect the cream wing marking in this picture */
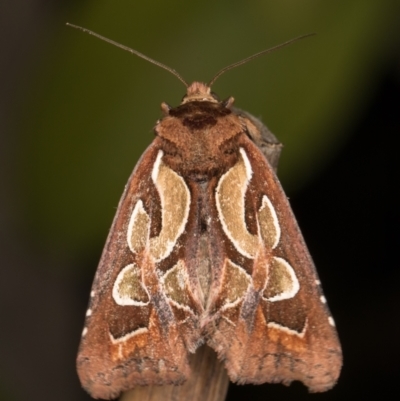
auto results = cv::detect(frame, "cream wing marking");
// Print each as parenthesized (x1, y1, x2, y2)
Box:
(115, 151, 190, 317)
(216, 148, 259, 258)
(220, 259, 252, 309)
(113, 264, 150, 306)
(150, 150, 190, 262)
(127, 150, 190, 262)
(127, 200, 150, 254)
(258, 195, 280, 249)
(216, 148, 300, 303)
(263, 257, 300, 302)
(161, 260, 193, 312)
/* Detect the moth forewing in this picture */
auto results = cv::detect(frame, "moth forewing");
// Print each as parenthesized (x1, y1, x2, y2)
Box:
(77, 81, 342, 399)
(77, 142, 194, 400)
(207, 134, 342, 392)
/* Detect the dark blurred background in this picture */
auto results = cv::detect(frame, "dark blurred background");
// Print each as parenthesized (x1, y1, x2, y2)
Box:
(1, 1, 399, 400)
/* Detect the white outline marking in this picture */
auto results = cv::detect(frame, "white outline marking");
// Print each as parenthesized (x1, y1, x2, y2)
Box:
(151, 149, 164, 182)
(328, 316, 336, 327)
(108, 327, 149, 344)
(90, 291, 95, 298)
(264, 257, 300, 302)
(239, 148, 253, 181)
(315, 279, 321, 285)
(82, 327, 88, 337)
(220, 296, 245, 311)
(127, 200, 149, 254)
(165, 297, 194, 313)
(112, 264, 150, 306)
(320, 295, 327, 304)
(259, 195, 281, 249)
(221, 315, 236, 327)
(86, 309, 92, 317)
(267, 320, 307, 338)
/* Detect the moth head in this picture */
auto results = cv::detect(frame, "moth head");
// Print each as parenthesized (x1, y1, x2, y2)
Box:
(181, 82, 219, 104)
(179, 82, 235, 113)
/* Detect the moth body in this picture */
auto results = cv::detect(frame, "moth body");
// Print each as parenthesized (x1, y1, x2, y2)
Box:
(77, 82, 342, 399)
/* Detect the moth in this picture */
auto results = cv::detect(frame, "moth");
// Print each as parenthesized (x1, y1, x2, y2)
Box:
(69, 24, 342, 400)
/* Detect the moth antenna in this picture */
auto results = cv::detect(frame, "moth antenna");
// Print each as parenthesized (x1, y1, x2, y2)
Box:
(208, 33, 316, 88)
(66, 23, 189, 88)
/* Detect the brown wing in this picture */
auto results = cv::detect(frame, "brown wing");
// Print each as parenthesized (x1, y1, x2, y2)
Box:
(77, 138, 204, 399)
(206, 134, 342, 392)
